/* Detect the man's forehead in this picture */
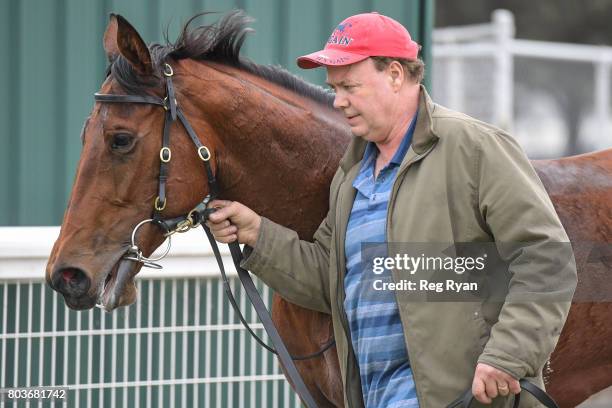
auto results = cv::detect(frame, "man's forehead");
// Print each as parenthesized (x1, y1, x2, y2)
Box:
(325, 59, 372, 84)
(325, 64, 356, 85)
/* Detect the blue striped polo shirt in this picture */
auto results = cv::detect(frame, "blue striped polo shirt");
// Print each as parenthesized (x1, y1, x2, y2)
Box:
(344, 113, 419, 408)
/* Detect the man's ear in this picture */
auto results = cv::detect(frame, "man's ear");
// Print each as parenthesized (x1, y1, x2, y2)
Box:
(103, 13, 154, 76)
(388, 60, 405, 91)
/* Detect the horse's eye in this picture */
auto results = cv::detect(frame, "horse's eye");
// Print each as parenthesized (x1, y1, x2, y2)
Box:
(111, 133, 134, 150)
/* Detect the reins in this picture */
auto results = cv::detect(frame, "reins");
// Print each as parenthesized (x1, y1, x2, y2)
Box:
(446, 379, 560, 408)
(94, 62, 333, 408)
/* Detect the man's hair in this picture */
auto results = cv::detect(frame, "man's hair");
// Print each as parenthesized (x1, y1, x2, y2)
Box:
(371, 56, 425, 84)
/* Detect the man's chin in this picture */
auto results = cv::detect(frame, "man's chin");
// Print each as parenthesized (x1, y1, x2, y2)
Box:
(349, 127, 367, 138)
(352, 130, 377, 142)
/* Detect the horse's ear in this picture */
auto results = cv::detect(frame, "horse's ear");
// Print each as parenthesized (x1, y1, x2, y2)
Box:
(103, 14, 120, 63)
(103, 14, 154, 76)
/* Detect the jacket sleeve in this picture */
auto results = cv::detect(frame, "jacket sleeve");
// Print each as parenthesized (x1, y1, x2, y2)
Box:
(239, 212, 333, 314)
(474, 131, 577, 379)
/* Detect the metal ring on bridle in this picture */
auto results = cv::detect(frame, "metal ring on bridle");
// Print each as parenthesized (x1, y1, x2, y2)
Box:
(198, 146, 211, 161)
(163, 63, 174, 77)
(160, 147, 171, 162)
(126, 219, 172, 263)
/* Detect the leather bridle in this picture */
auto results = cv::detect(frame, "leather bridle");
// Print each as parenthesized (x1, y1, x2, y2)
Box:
(94, 62, 333, 408)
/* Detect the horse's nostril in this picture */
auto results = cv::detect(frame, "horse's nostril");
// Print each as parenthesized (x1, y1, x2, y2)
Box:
(52, 267, 91, 297)
(62, 269, 78, 282)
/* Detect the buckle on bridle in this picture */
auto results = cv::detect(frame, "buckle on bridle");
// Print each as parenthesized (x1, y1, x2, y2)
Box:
(160, 147, 172, 162)
(198, 146, 211, 161)
(168, 217, 195, 236)
(162, 96, 178, 111)
(163, 195, 216, 237)
(154, 196, 167, 211)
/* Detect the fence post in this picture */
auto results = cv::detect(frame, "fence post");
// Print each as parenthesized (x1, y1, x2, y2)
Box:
(447, 57, 464, 113)
(492, 9, 515, 132)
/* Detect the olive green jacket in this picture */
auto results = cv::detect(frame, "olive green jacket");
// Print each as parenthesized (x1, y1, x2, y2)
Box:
(241, 86, 577, 408)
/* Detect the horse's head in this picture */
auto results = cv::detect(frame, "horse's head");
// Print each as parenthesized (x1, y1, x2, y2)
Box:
(46, 14, 224, 311)
(46, 9, 346, 312)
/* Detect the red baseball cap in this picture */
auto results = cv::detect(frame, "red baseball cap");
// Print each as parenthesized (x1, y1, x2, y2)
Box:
(297, 12, 420, 69)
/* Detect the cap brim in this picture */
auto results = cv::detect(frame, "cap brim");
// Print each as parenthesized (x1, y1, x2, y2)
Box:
(296, 49, 369, 69)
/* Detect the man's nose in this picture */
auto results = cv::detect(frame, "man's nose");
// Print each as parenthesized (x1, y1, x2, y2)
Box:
(333, 92, 348, 110)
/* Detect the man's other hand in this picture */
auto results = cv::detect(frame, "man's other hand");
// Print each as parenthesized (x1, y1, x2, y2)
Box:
(472, 363, 521, 404)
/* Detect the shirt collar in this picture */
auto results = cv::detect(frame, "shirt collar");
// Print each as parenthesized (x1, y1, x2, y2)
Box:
(390, 110, 418, 165)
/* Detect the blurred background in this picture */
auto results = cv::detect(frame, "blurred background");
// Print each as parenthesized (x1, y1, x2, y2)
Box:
(435, 0, 612, 159)
(0, 1, 610, 406)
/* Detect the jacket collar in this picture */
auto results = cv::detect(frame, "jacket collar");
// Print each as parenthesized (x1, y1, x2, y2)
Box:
(339, 85, 439, 172)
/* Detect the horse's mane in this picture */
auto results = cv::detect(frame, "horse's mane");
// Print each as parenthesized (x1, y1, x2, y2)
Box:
(110, 10, 334, 107)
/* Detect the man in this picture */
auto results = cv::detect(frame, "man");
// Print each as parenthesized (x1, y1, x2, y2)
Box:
(207, 12, 576, 408)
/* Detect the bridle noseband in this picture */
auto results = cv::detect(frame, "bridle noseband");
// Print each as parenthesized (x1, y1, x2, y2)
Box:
(93, 62, 331, 408)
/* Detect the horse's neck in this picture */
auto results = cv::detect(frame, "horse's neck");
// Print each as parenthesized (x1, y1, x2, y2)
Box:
(183, 61, 351, 238)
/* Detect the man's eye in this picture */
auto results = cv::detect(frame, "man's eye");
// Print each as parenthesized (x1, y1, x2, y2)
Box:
(111, 133, 134, 150)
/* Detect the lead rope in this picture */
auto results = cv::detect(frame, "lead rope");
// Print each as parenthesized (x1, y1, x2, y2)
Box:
(446, 379, 560, 408)
(206, 226, 336, 358)
(226, 240, 320, 407)
(198, 223, 322, 408)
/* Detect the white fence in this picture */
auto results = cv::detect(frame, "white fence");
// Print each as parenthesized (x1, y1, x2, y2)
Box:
(432, 9, 612, 158)
(0, 227, 301, 407)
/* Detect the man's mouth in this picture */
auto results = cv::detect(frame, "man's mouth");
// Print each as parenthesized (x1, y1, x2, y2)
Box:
(346, 114, 360, 123)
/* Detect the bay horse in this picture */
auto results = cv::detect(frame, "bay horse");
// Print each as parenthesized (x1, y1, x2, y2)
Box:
(45, 11, 611, 408)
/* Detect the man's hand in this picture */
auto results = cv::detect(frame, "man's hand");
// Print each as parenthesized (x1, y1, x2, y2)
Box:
(205, 200, 261, 247)
(472, 363, 521, 404)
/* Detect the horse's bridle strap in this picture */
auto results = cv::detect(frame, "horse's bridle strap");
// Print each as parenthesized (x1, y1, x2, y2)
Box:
(94, 93, 165, 107)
